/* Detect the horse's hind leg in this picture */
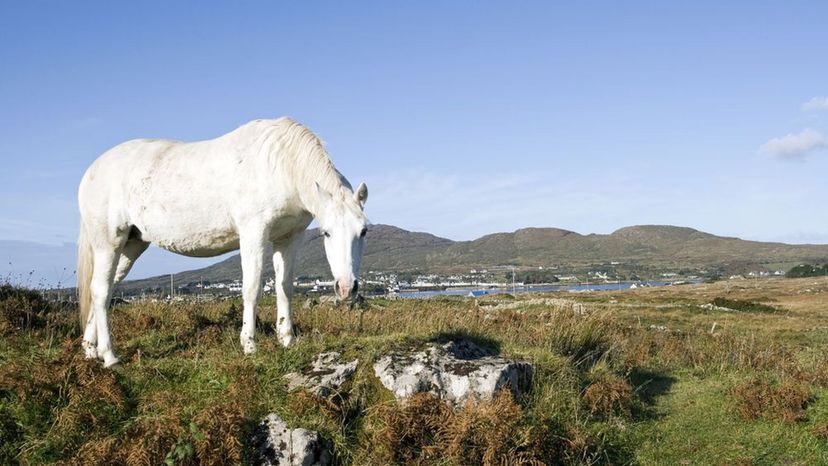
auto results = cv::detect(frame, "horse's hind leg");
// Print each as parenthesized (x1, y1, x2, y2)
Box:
(82, 309, 98, 359)
(114, 238, 149, 284)
(82, 238, 144, 359)
(90, 247, 121, 367)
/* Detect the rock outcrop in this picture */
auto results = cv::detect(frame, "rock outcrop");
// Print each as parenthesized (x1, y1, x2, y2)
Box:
(373, 339, 533, 406)
(284, 352, 358, 397)
(479, 297, 587, 315)
(251, 414, 331, 466)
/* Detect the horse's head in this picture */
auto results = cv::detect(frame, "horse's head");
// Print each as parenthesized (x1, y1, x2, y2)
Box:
(314, 181, 369, 300)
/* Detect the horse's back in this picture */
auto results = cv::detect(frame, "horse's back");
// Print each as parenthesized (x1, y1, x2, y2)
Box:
(78, 120, 309, 256)
(79, 137, 238, 252)
(80, 138, 180, 212)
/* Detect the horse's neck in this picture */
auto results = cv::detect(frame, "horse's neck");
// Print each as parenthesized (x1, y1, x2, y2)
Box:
(284, 150, 348, 220)
(241, 119, 349, 221)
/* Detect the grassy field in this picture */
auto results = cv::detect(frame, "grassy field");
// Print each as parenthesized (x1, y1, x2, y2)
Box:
(1, 277, 827, 465)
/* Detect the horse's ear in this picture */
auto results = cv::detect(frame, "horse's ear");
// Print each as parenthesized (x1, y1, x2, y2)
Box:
(355, 182, 368, 208)
(315, 182, 333, 205)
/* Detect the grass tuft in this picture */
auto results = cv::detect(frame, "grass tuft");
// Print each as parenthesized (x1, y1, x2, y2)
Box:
(582, 370, 636, 419)
(365, 391, 559, 466)
(729, 376, 811, 423)
(813, 423, 828, 441)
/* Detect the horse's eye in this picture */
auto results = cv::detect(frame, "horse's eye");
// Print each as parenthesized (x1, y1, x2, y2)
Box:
(360, 227, 367, 238)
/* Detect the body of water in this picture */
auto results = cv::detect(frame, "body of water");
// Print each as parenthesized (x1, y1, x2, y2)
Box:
(395, 281, 680, 299)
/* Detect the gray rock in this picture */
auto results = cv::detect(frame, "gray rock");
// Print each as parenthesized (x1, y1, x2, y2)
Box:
(373, 339, 533, 406)
(285, 352, 358, 397)
(699, 303, 736, 312)
(479, 297, 587, 315)
(319, 295, 338, 305)
(251, 414, 331, 466)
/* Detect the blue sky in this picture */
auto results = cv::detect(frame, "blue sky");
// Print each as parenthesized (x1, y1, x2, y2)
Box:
(1, 2, 827, 283)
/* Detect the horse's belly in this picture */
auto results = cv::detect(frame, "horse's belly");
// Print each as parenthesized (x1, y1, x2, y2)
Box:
(134, 211, 239, 258)
(153, 231, 240, 257)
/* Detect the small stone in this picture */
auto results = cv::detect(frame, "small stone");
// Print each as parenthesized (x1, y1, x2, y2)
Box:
(251, 413, 331, 466)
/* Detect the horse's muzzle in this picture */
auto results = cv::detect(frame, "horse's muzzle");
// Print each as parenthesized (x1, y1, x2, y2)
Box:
(337, 279, 358, 300)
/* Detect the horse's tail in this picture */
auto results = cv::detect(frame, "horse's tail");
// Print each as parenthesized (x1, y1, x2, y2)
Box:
(77, 221, 94, 330)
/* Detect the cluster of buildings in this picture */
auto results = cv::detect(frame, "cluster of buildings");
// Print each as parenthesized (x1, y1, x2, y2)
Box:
(729, 270, 784, 280)
(143, 262, 785, 299)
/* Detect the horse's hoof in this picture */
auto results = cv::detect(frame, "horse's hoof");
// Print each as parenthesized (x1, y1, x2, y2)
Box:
(82, 341, 98, 359)
(242, 339, 257, 355)
(279, 332, 294, 348)
(101, 350, 121, 368)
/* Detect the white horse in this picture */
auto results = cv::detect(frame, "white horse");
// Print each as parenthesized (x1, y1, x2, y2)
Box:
(77, 117, 368, 367)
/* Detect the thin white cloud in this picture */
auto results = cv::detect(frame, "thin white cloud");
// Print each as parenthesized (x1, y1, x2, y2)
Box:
(364, 169, 665, 240)
(802, 96, 828, 111)
(767, 231, 828, 245)
(759, 128, 827, 160)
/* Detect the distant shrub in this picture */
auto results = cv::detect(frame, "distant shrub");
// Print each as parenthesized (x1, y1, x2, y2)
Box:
(711, 297, 781, 314)
(0, 284, 54, 333)
(515, 270, 560, 284)
(786, 263, 828, 278)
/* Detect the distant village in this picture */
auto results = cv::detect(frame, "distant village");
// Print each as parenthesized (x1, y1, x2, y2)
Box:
(119, 262, 787, 300)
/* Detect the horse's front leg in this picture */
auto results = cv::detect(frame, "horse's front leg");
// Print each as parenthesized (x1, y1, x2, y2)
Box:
(239, 231, 266, 355)
(272, 232, 302, 347)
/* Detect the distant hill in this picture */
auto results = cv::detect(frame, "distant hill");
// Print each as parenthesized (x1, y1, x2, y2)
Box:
(116, 224, 828, 292)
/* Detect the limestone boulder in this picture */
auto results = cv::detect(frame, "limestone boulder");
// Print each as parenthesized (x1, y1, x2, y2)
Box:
(373, 339, 533, 406)
(284, 352, 358, 397)
(251, 414, 331, 466)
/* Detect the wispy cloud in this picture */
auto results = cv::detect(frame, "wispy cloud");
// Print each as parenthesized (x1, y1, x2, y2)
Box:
(767, 231, 828, 245)
(759, 128, 827, 160)
(365, 169, 667, 240)
(802, 96, 828, 111)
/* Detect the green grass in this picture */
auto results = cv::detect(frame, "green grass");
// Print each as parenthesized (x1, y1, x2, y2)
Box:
(0, 278, 827, 465)
(634, 375, 828, 465)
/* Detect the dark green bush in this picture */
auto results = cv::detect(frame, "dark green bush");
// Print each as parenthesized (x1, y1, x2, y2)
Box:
(786, 264, 828, 278)
(0, 284, 54, 333)
(711, 297, 781, 314)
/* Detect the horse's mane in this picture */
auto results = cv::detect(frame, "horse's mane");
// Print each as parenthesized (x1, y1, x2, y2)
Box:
(241, 118, 362, 217)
